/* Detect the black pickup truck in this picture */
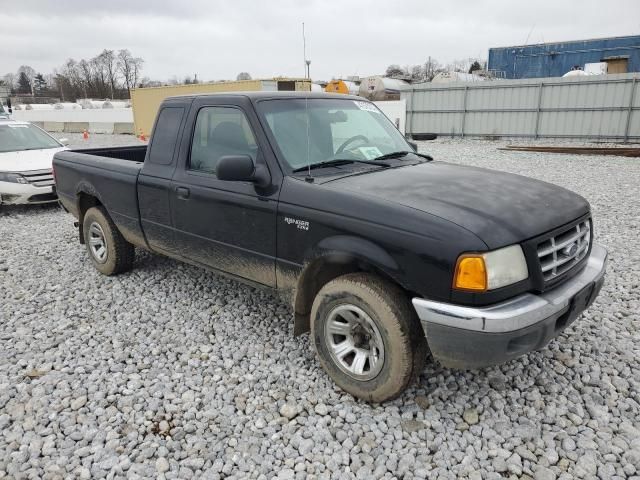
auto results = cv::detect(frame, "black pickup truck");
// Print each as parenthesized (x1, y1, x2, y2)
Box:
(53, 92, 607, 402)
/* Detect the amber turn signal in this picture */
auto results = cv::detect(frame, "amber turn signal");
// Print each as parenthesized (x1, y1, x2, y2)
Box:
(453, 255, 487, 291)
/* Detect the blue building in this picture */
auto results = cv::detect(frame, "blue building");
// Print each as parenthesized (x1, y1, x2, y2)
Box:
(488, 35, 640, 79)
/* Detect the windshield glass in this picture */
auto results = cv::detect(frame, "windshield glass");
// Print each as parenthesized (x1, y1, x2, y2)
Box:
(256, 98, 410, 171)
(0, 123, 61, 153)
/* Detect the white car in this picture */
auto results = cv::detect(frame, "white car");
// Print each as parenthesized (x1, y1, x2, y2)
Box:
(0, 120, 69, 205)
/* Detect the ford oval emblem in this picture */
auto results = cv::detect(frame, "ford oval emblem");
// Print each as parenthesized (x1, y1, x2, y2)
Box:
(562, 242, 579, 257)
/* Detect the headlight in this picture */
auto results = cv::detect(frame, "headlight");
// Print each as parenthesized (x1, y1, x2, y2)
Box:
(453, 245, 528, 292)
(0, 172, 28, 184)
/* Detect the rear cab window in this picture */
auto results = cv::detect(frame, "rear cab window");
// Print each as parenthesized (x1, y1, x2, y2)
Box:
(147, 107, 184, 165)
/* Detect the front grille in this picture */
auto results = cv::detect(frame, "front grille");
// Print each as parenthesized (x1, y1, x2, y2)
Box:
(18, 169, 54, 187)
(537, 219, 591, 282)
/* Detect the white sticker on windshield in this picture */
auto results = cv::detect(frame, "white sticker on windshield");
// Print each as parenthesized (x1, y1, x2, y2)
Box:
(353, 100, 380, 113)
(7, 124, 28, 128)
(358, 146, 382, 160)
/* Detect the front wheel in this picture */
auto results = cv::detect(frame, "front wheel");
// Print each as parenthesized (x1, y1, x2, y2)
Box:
(82, 206, 134, 276)
(311, 273, 427, 402)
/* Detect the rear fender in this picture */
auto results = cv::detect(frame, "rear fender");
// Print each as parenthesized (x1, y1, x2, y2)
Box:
(75, 182, 105, 244)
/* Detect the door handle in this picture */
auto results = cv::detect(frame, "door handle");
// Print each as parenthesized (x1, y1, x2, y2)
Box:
(175, 186, 190, 199)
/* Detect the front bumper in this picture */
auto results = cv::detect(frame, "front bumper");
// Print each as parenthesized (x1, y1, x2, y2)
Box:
(0, 181, 57, 205)
(412, 243, 608, 369)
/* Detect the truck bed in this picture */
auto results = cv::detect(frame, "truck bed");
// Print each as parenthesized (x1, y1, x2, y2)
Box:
(53, 147, 147, 248)
(70, 145, 147, 163)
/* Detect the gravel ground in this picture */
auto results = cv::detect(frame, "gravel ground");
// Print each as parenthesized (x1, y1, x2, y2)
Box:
(1, 135, 639, 480)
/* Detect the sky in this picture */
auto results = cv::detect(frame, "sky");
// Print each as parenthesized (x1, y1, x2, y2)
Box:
(2, 0, 639, 82)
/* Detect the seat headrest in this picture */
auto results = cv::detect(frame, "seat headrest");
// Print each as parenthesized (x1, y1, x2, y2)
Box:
(210, 122, 249, 150)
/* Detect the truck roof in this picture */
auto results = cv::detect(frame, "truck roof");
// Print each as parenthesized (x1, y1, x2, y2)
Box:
(164, 91, 365, 102)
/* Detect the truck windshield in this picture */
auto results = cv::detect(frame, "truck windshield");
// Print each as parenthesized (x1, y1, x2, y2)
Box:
(0, 124, 61, 153)
(256, 98, 411, 171)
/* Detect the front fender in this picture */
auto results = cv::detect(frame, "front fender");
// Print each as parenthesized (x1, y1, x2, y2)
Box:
(291, 235, 405, 335)
(314, 235, 400, 275)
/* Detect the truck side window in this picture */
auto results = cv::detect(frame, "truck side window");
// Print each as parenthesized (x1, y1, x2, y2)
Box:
(148, 107, 184, 165)
(189, 107, 258, 174)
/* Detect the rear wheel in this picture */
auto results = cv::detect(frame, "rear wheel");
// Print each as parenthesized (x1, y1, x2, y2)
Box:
(82, 206, 134, 275)
(311, 273, 427, 402)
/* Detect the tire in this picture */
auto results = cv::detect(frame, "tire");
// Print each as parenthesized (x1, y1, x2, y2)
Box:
(82, 206, 134, 276)
(311, 273, 427, 402)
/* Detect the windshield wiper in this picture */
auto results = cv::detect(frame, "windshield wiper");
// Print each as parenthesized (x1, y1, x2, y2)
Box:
(292, 158, 390, 173)
(373, 150, 433, 161)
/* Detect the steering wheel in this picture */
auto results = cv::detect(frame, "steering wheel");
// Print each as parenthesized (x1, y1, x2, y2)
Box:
(336, 135, 370, 154)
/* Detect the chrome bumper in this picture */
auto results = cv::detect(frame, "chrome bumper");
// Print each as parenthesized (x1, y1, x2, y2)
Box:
(412, 243, 607, 368)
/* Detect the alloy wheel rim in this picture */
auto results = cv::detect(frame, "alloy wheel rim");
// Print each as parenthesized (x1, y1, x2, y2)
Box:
(324, 304, 385, 381)
(88, 222, 108, 263)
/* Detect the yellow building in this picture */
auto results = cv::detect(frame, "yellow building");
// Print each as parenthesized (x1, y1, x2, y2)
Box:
(131, 78, 311, 136)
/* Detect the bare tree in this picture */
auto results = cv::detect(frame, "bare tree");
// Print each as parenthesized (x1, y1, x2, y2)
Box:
(63, 59, 86, 98)
(117, 49, 144, 94)
(385, 64, 406, 78)
(410, 65, 424, 81)
(91, 53, 110, 98)
(423, 58, 445, 81)
(79, 59, 96, 97)
(9, 49, 144, 101)
(236, 72, 252, 81)
(44, 73, 56, 88)
(118, 50, 134, 93)
(130, 56, 143, 89)
(3, 73, 16, 90)
(96, 49, 118, 98)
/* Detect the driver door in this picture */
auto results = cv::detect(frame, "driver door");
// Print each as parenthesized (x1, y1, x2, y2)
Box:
(170, 103, 278, 287)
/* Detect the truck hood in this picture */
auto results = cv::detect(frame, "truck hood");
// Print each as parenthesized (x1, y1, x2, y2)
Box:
(324, 161, 590, 248)
(0, 147, 67, 172)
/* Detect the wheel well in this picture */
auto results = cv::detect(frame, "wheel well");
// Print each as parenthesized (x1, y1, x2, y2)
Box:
(77, 193, 102, 244)
(292, 256, 408, 335)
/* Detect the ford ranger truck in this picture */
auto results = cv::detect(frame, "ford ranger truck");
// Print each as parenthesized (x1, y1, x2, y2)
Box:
(53, 92, 607, 402)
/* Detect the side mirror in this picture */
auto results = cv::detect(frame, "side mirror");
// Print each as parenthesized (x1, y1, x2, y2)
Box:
(217, 155, 270, 187)
(407, 140, 418, 151)
(59, 138, 70, 146)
